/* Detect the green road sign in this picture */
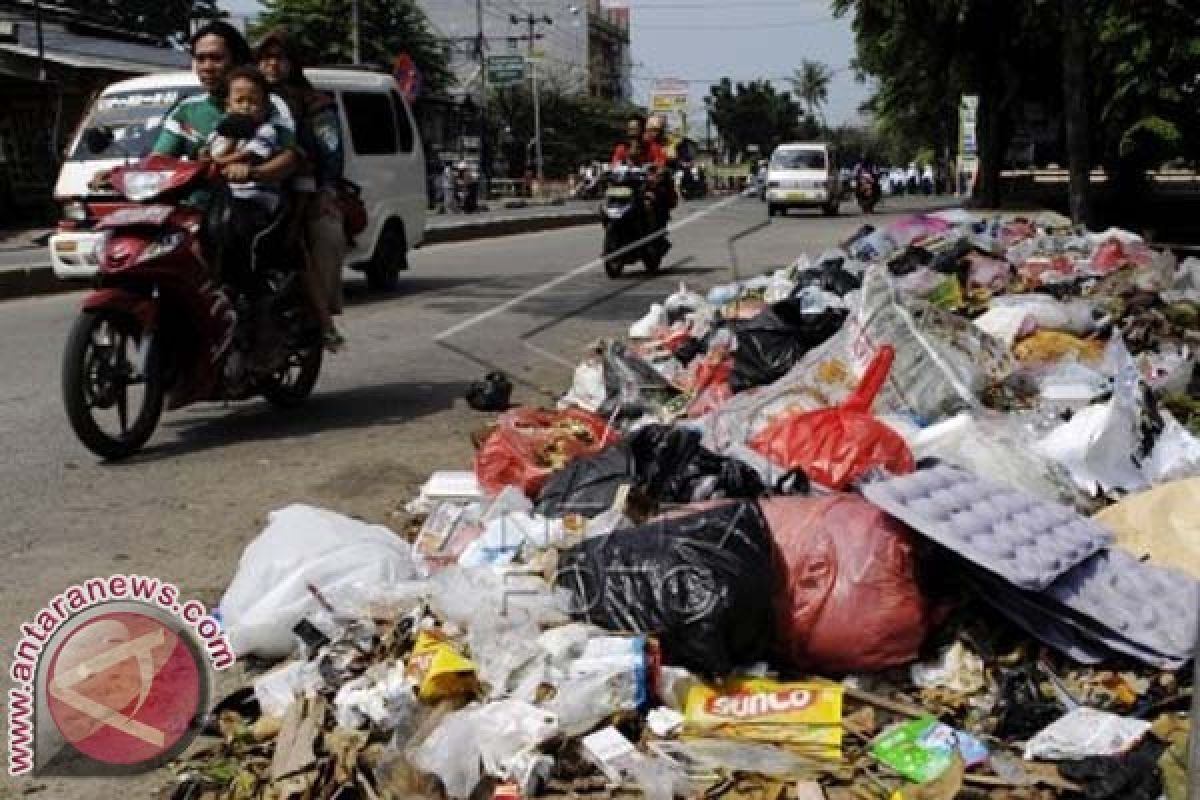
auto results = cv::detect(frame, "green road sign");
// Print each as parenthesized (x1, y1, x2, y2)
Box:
(487, 55, 526, 87)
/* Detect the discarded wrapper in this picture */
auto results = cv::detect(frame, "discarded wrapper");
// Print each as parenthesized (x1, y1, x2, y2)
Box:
(406, 630, 478, 701)
(869, 716, 987, 783)
(683, 678, 843, 759)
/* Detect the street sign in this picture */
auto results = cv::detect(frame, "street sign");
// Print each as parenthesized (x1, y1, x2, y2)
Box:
(487, 55, 526, 87)
(652, 78, 688, 113)
(652, 95, 688, 112)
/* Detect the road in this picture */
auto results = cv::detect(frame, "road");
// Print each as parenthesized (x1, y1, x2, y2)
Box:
(0, 194, 947, 798)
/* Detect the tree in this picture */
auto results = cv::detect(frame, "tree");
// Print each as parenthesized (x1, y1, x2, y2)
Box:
(1088, 2, 1200, 199)
(251, 0, 452, 96)
(1062, 0, 1090, 224)
(789, 59, 833, 122)
(835, 0, 1199, 217)
(59, 0, 221, 44)
(704, 78, 812, 161)
(489, 81, 630, 178)
(834, 0, 1061, 207)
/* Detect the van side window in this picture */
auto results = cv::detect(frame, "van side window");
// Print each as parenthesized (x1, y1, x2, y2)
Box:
(342, 92, 397, 155)
(390, 91, 414, 153)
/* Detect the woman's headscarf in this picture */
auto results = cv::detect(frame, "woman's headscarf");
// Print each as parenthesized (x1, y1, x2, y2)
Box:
(254, 28, 315, 92)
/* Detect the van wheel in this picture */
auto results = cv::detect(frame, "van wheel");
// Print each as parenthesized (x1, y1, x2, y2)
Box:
(367, 224, 407, 292)
(768, 204, 780, 217)
(822, 202, 839, 217)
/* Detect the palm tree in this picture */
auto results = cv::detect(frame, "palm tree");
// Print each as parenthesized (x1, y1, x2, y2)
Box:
(789, 59, 834, 124)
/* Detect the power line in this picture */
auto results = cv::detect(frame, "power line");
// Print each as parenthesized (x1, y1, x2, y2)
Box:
(635, 18, 843, 31)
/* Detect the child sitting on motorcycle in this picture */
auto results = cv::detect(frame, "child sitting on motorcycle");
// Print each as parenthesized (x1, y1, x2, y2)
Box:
(203, 66, 284, 291)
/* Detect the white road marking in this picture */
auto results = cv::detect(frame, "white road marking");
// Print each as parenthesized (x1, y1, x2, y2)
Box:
(435, 193, 745, 341)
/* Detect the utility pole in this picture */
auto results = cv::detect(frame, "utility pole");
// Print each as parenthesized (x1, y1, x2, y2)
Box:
(476, 0, 489, 200)
(350, 0, 361, 64)
(510, 11, 552, 191)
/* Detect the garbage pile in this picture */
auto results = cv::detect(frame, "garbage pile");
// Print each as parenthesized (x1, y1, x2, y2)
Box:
(174, 211, 1199, 800)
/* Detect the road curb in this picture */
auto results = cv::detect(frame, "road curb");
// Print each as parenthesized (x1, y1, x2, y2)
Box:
(0, 265, 76, 302)
(0, 211, 602, 303)
(423, 210, 596, 245)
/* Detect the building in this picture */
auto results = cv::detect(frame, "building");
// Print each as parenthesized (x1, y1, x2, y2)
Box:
(0, 0, 188, 219)
(415, 0, 630, 102)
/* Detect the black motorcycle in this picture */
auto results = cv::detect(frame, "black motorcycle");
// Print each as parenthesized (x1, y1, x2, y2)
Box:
(600, 166, 667, 279)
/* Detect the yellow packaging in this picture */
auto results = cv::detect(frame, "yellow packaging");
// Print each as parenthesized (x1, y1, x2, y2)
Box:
(1013, 331, 1106, 366)
(406, 631, 477, 701)
(683, 678, 843, 759)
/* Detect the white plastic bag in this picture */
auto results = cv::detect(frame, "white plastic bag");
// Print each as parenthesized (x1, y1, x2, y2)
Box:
(560, 359, 608, 413)
(409, 701, 559, 799)
(1023, 708, 1150, 761)
(219, 505, 419, 659)
(629, 303, 667, 339)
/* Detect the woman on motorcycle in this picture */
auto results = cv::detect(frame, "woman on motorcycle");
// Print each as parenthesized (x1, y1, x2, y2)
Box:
(255, 29, 347, 351)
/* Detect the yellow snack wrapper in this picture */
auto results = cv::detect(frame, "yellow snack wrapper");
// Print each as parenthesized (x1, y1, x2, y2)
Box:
(683, 678, 843, 760)
(407, 631, 477, 701)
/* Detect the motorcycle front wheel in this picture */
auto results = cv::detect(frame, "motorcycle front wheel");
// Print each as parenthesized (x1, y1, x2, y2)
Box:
(62, 310, 164, 460)
(602, 227, 625, 279)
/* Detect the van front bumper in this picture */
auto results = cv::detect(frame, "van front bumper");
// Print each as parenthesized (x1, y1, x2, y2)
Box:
(766, 188, 830, 205)
(49, 232, 104, 280)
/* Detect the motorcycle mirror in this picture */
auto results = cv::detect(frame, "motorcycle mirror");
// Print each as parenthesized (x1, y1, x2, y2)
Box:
(84, 127, 115, 155)
(215, 113, 259, 140)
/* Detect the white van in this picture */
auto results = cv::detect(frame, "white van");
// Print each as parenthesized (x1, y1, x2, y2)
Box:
(50, 68, 425, 290)
(764, 142, 842, 217)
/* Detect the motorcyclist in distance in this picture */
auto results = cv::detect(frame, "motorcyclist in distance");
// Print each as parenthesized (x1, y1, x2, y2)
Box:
(611, 114, 646, 166)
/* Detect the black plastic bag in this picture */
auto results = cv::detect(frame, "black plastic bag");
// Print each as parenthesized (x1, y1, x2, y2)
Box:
(794, 259, 861, 296)
(536, 444, 637, 518)
(730, 310, 809, 392)
(1058, 738, 1166, 800)
(627, 424, 766, 502)
(466, 371, 513, 412)
(730, 301, 845, 392)
(556, 501, 774, 677)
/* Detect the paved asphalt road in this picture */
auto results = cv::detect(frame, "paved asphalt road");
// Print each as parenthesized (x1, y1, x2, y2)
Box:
(0, 194, 948, 798)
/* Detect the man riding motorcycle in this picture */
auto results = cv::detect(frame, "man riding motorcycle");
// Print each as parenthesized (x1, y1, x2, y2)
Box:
(610, 114, 674, 255)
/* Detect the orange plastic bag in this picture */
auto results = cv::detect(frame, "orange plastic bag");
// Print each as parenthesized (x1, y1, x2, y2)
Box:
(749, 346, 914, 489)
(474, 407, 619, 497)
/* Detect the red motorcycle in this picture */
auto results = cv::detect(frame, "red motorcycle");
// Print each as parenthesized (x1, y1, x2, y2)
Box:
(62, 135, 322, 460)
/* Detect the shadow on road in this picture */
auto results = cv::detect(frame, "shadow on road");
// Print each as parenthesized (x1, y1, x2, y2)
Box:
(116, 379, 472, 464)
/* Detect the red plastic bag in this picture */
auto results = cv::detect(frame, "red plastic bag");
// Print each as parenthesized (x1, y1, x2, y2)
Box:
(749, 346, 915, 489)
(760, 494, 932, 673)
(474, 407, 618, 497)
(1091, 238, 1127, 273)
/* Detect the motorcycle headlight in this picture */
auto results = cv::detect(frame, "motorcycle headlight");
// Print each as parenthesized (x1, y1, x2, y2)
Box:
(136, 230, 186, 263)
(62, 201, 88, 222)
(121, 170, 173, 202)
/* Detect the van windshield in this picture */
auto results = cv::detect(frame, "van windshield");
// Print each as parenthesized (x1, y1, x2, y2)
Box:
(771, 149, 826, 170)
(70, 88, 199, 161)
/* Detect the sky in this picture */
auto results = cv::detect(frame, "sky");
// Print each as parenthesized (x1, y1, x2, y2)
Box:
(219, 0, 873, 126)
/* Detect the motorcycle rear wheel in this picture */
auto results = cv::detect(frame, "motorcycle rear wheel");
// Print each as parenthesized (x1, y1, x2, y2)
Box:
(261, 334, 322, 409)
(62, 310, 164, 460)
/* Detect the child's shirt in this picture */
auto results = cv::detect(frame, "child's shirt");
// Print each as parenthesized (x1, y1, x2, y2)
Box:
(207, 118, 282, 214)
